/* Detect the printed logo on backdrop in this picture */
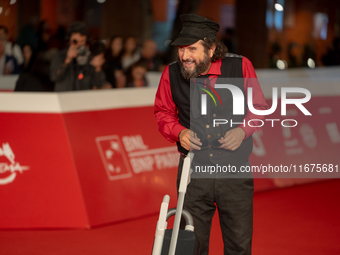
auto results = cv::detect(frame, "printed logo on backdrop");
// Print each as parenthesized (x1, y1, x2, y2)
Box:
(0, 143, 30, 185)
(96, 135, 179, 181)
(96, 135, 132, 181)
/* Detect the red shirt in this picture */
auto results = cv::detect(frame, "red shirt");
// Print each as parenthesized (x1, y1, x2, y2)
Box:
(154, 57, 269, 143)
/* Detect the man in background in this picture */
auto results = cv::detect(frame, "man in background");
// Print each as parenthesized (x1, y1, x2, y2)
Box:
(50, 22, 107, 91)
(0, 25, 24, 67)
(0, 31, 19, 75)
(140, 39, 164, 72)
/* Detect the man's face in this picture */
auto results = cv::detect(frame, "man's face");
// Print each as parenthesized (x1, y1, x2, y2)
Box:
(177, 40, 212, 80)
(142, 40, 157, 59)
(69, 33, 87, 47)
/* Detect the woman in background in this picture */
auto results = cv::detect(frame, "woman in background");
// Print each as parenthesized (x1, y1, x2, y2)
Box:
(104, 35, 125, 88)
(121, 36, 140, 70)
(21, 43, 36, 73)
(105, 35, 123, 69)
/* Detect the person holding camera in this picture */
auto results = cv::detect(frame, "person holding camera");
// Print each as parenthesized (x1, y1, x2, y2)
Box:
(50, 22, 107, 91)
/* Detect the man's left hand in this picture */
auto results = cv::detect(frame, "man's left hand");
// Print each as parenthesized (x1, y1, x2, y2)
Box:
(218, 127, 246, 151)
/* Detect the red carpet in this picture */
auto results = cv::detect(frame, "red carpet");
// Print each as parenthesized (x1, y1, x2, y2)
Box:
(1, 179, 340, 255)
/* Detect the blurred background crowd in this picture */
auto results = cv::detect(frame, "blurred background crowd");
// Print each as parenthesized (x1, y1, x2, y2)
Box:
(0, 0, 339, 91)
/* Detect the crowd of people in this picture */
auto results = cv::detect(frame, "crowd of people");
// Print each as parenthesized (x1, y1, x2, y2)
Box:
(0, 25, 21, 75)
(2, 20, 340, 91)
(0, 21, 166, 91)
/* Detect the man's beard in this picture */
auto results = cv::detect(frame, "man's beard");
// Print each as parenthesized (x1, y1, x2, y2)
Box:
(178, 53, 211, 80)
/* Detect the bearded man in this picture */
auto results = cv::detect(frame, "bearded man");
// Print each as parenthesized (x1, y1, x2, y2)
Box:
(154, 14, 268, 255)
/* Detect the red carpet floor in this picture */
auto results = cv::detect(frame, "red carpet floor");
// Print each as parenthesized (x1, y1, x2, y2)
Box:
(1, 179, 340, 255)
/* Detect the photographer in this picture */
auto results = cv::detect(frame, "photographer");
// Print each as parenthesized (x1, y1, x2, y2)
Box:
(50, 22, 104, 91)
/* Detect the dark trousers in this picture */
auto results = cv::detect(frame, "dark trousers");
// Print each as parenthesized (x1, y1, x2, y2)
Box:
(177, 157, 254, 255)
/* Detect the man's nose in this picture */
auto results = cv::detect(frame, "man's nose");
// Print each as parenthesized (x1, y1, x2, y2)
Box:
(182, 49, 190, 60)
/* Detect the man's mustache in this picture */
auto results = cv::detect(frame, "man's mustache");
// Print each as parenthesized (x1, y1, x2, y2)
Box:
(181, 59, 196, 63)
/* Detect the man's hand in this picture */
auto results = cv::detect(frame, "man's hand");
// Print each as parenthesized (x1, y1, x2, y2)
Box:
(178, 129, 202, 151)
(218, 127, 246, 151)
(64, 45, 78, 65)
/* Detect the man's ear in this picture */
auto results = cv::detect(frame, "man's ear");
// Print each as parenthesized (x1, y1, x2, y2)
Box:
(209, 44, 216, 58)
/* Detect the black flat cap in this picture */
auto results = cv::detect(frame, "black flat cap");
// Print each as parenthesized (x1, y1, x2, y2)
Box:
(171, 14, 220, 46)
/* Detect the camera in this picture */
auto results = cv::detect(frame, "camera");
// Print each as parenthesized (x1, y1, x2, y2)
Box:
(76, 45, 91, 65)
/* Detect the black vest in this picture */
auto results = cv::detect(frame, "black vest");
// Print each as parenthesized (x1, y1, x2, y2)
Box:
(169, 55, 253, 169)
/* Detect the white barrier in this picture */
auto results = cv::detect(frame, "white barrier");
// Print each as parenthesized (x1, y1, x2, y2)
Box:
(0, 75, 19, 90)
(1, 68, 339, 229)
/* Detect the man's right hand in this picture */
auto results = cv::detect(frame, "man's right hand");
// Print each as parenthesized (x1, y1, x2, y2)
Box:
(178, 129, 202, 151)
(64, 45, 78, 65)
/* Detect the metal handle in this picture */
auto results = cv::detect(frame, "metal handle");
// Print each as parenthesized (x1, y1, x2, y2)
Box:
(168, 152, 194, 255)
(166, 208, 194, 231)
